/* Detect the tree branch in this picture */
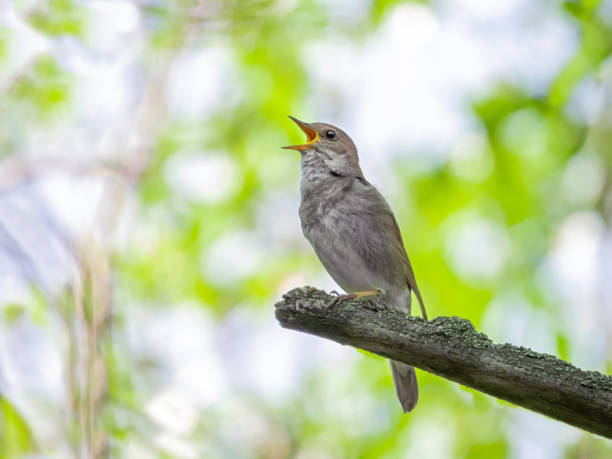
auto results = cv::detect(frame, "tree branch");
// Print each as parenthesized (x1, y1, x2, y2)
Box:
(274, 287, 612, 438)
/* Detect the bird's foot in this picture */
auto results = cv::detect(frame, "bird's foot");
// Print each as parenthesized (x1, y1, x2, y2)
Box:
(324, 292, 356, 309)
(303, 286, 322, 295)
(323, 289, 382, 309)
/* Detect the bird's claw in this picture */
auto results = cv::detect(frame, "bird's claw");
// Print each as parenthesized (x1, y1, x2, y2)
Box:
(324, 292, 356, 309)
(303, 286, 321, 295)
(323, 288, 384, 309)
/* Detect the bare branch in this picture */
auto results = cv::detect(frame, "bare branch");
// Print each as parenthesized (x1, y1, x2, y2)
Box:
(275, 287, 612, 438)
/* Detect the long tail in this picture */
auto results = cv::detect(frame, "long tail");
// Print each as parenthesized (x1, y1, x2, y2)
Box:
(390, 360, 418, 413)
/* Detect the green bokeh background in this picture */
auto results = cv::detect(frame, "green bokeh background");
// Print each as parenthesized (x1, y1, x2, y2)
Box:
(0, 0, 611, 458)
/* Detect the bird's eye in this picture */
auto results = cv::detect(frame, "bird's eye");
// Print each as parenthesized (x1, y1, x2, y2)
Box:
(325, 129, 337, 140)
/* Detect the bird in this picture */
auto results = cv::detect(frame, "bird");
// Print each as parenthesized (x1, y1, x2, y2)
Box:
(283, 116, 428, 413)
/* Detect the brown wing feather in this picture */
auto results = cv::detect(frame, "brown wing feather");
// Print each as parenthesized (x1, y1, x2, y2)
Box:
(385, 214, 428, 321)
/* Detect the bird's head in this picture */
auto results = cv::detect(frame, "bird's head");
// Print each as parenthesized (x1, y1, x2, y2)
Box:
(283, 116, 362, 177)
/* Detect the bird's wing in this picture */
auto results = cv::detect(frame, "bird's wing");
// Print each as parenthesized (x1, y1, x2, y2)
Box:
(385, 212, 428, 321)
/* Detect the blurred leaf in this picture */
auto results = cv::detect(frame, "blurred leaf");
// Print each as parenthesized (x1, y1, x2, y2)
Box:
(0, 398, 36, 459)
(2, 304, 24, 326)
(27, 0, 87, 37)
(370, 0, 427, 25)
(9, 55, 72, 120)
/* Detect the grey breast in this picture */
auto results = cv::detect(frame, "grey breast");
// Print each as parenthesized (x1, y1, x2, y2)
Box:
(299, 169, 409, 308)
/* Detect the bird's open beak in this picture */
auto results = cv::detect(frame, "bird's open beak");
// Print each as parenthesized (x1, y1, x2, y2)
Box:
(282, 116, 319, 151)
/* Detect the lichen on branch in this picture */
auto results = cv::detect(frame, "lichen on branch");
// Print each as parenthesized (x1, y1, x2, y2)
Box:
(275, 287, 612, 438)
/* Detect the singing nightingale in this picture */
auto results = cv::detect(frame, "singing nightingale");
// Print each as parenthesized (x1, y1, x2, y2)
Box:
(283, 116, 428, 413)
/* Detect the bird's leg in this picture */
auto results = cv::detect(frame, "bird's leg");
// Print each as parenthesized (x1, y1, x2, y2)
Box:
(324, 288, 382, 308)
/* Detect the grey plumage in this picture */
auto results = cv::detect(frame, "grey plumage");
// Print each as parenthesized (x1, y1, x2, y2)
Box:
(390, 360, 419, 413)
(285, 117, 427, 413)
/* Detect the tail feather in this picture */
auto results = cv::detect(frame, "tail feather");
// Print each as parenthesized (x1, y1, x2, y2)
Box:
(390, 360, 418, 413)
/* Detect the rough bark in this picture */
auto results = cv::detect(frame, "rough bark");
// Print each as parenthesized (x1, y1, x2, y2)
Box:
(274, 287, 612, 438)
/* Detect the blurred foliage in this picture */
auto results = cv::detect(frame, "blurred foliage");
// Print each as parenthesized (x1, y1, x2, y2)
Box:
(0, 398, 36, 458)
(10, 55, 72, 119)
(27, 0, 87, 38)
(1, 0, 612, 458)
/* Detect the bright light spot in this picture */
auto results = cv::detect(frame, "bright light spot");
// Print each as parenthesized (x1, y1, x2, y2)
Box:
(500, 108, 546, 157)
(37, 174, 106, 237)
(546, 213, 608, 367)
(449, 133, 494, 182)
(128, 304, 227, 416)
(176, 357, 226, 406)
(452, 0, 522, 20)
(75, 61, 131, 126)
(438, 0, 575, 93)
(566, 76, 606, 124)
(221, 309, 302, 399)
(323, 0, 370, 24)
(87, 0, 141, 53)
(213, 398, 291, 457)
(551, 211, 604, 293)
(482, 291, 556, 353)
(164, 152, 239, 204)
(0, 320, 65, 402)
(221, 308, 353, 404)
(603, 235, 612, 304)
(126, 304, 219, 367)
(387, 4, 440, 50)
(434, 21, 493, 93)
(305, 3, 468, 161)
(0, 184, 78, 292)
(355, 4, 461, 157)
(166, 48, 235, 118)
(509, 410, 579, 459)
(404, 415, 454, 458)
(147, 387, 198, 435)
(202, 231, 265, 285)
(155, 433, 197, 459)
(444, 217, 510, 282)
(306, 0, 575, 164)
(3, 6, 50, 72)
(482, 291, 532, 343)
(562, 152, 605, 206)
(256, 191, 305, 249)
(247, 323, 301, 398)
(106, 0, 140, 34)
(124, 437, 157, 459)
(0, 277, 29, 305)
(602, 0, 612, 25)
